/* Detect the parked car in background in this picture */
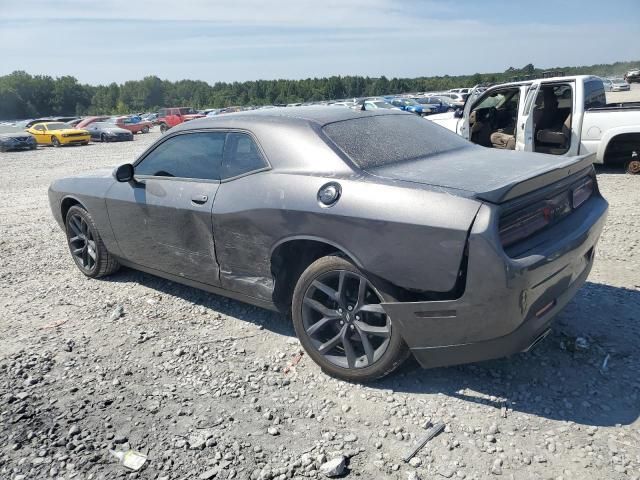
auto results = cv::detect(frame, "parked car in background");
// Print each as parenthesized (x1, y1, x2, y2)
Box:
(435, 92, 467, 107)
(360, 100, 399, 111)
(109, 116, 152, 134)
(75, 116, 111, 129)
(48, 107, 607, 381)
(624, 69, 640, 83)
(432, 96, 461, 111)
(26, 122, 90, 147)
(449, 88, 471, 94)
(85, 122, 134, 142)
(602, 78, 630, 92)
(386, 97, 430, 116)
(413, 97, 454, 114)
(157, 107, 206, 133)
(0, 132, 37, 152)
(141, 113, 159, 124)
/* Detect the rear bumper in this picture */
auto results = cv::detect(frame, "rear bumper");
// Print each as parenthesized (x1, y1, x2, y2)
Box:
(382, 195, 608, 368)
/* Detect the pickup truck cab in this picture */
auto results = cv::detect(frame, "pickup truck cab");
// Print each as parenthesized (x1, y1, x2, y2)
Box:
(429, 75, 640, 173)
(157, 107, 206, 133)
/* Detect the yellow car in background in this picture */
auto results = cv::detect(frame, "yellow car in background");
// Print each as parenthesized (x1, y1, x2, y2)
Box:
(26, 122, 90, 147)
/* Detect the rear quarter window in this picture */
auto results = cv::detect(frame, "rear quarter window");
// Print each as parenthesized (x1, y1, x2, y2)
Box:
(322, 114, 469, 169)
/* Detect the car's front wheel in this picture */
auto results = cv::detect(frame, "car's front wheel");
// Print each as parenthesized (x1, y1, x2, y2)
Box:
(142, 126, 150, 134)
(160, 123, 168, 134)
(101, 134, 108, 143)
(291, 255, 409, 382)
(65, 205, 120, 278)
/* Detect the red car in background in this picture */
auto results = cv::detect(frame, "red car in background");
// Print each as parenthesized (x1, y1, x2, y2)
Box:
(75, 116, 110, 129)
(157, 107, 205, 133)
(110, 116, 152, 134)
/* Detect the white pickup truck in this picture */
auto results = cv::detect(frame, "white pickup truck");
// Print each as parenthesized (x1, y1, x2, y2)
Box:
(428, 75, 640, 173)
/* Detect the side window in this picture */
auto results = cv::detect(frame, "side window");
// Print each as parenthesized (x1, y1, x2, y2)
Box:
(222, 133, 268, 179)
(135, 132, 225, 180)
(35, 125, 45, 132)
(584, 80, 606, 110)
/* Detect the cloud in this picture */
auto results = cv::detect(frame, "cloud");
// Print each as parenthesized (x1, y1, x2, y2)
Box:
(0, 1, 637, 84)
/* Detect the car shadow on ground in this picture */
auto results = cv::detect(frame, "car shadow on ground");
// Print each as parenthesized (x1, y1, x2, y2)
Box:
(102, 270, 639, 428)
(101, 267, 291, 337)
(376, 281, 640, 428)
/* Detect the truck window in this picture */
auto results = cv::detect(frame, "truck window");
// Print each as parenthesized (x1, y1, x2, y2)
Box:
(584, 80, 606, 110)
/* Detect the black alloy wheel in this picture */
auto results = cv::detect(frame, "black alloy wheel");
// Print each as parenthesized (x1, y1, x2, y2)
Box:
(101, 133, 108, 143)
(67, 212, 97, 273)
(65, 206, 120, 278)
(302, 269, 391, 369)
(292, 255, 408, 382)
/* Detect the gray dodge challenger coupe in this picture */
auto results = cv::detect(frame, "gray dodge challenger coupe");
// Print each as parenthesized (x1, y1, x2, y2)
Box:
(48, 107, 608, 381)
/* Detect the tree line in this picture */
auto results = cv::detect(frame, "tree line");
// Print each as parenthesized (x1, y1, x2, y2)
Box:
(0, 60, 637, 120)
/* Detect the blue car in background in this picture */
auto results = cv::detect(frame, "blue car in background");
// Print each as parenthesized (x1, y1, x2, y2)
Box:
(385, 97, 431, 116)
(413, 96, 457, 114)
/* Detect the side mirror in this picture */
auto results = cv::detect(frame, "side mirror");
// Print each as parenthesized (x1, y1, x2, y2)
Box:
(454, 108, 464, 118)
(114, 163, 134, 182)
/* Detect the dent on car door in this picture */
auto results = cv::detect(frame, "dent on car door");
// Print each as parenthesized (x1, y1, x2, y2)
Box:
(105, 131, 225, 285)
(212, 132, 273, 300)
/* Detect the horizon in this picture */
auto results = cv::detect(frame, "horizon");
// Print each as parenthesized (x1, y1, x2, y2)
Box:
(1, 0, 639, 85)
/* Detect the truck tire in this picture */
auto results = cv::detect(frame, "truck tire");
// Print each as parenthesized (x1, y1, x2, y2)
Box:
(160, 123, 168, 134)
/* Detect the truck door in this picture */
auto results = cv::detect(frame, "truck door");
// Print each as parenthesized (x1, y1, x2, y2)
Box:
(459, 87, 484, 139)
(516, 82, 540, 152)
(515, 81, 541, 151)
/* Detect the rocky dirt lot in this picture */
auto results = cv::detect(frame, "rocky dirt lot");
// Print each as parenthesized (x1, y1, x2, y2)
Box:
(0, 133, 639, 480)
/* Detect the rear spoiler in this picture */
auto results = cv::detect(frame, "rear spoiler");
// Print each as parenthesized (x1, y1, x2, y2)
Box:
(476, 153, 595, 204)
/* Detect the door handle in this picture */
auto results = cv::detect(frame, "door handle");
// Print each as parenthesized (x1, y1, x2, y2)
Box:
(191, 194, 208, 204)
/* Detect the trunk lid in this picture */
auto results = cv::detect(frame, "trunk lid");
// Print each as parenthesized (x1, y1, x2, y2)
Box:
(367, 146, 594, 203)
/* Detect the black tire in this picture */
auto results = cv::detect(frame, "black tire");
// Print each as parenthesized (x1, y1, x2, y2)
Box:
(51, 136, 61, 147)
(291, 255, 409, 382)
(142, 126, 149, 134)
(101, 134, 108, 143)
(160, 123, 168, 134)
(65, 205, 120, 278)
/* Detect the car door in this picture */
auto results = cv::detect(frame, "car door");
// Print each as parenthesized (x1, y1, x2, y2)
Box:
(515, 81, 541, 151)
(105, 131, 225, 285)
(212, 132, 271, 297)
(30, 124, 47, 143)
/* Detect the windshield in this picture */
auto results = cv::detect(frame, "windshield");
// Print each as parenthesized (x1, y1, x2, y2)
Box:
(323, 114, 469, 169)
(612, 79, 627, 84)
(91, 122, 115, 129)
(45, 122, 71, 130)
(398, 98, 418, 106)
(371, 102, 394, 109)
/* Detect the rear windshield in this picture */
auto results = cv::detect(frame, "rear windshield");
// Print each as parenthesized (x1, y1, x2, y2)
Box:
(322, 114, 469, 169)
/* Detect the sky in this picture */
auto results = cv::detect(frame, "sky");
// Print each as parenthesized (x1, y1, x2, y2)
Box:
(0, 0, 638, 85)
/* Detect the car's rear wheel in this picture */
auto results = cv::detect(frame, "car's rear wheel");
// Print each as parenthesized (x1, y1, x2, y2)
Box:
(65, 205, 120, 278)
(142, 126, 149, 134)
(291, 255, 409, 382)
(51, 136, 61, 147)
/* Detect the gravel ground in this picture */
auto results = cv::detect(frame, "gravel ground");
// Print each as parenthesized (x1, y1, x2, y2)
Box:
(0, 131, 639, 480)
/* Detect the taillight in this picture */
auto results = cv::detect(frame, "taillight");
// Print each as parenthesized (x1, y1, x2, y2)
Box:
(499, 190, 572, 247)
(571, 177, 593, 209)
